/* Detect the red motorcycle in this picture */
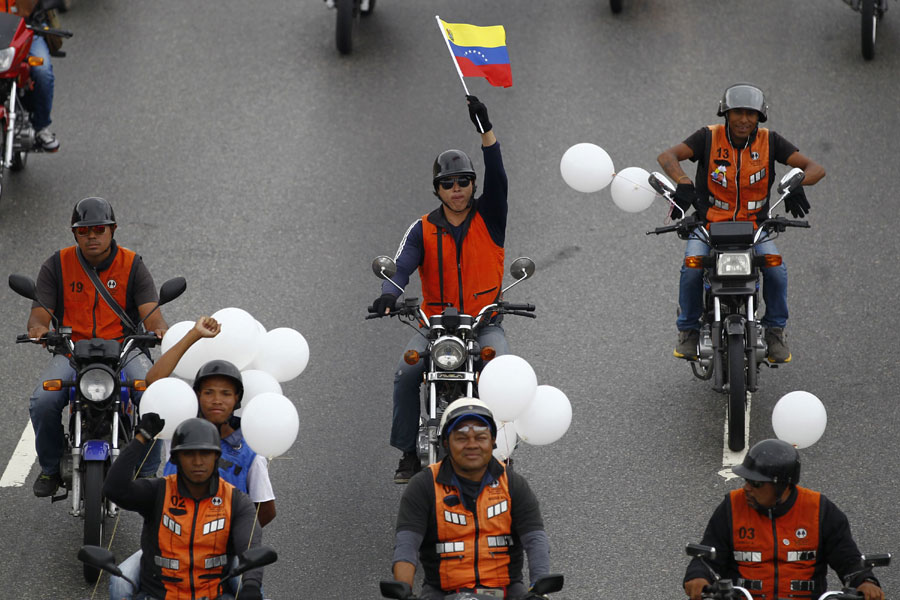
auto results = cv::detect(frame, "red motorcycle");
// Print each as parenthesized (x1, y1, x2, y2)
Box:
(0, 10, 71, 202)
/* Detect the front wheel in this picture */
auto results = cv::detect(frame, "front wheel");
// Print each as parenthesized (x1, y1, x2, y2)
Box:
(861, 0, 877, 60)
(336, 0, 357, 55)
(82, 461, 106, 583)
(610, 0, 623, 13)
(726, 334, 747, 452)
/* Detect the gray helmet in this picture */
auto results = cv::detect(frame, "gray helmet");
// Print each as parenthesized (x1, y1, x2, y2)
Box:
(439, 398, 497, 443)
(71, 197, 117, 228)
(170, 418, 222, 455)
(732, 439, 800, 490)
(717, 83, 768, 123)
(432, 149, 476, 188)
(193, 360, 244, 408)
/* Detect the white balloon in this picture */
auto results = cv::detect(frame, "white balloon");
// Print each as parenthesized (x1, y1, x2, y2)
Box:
(161, 321, 210, 380)
(515, 385, 572, 446)
(610, 167, 656, 213)
(560, 143, 616, 193)
(235, 370, 283, 417)
(493, 421, 517, 461)
(139, 378, 199, 440)
(240, 392, 299, 457)
(206, 308, 263, 371)
(772, 391, 827, 449)
(255, 320, 267, 337)
(249, 328, 310, 382)
(478, 355, 537, 422)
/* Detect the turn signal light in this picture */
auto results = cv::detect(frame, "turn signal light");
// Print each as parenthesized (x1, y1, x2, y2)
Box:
(762, 254, 782, 267)
(28, 56, 44, 67)
(684, 256, 705, 269)
(133, 379, 147, 391)
(480, 346, 496, 362)
(43, 379, 62, 391)
(403, 350, 420, 365)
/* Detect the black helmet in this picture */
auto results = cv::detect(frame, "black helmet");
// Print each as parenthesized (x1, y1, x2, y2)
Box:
(193, 360, 244, 408)
(71, 197, 117, 228)
(439, 398, 497, 443)
(732, 439, 800, 488)
(432, 150, 476, 188)
(717, 83, 768, 123)
(170, 418, 222, 455)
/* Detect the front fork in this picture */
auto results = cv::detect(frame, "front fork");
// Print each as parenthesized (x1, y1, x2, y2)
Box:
(4, 81, 16, 168)
(69, 401, 122, 518)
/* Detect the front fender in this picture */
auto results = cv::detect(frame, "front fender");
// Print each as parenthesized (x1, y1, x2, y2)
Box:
(82, 440, 110, 461)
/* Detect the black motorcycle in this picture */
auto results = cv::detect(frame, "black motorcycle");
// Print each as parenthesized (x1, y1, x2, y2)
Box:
(8, 274, 185, 582)
(647, 168, 809, 452)
(843, 0, 889, 60)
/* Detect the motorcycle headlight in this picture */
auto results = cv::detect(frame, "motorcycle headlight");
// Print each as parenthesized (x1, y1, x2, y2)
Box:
(717, 252, 752, 276)
(79, 368, 116, 402)
(0, 47, 15, 73)
(431, 336, 467, 371)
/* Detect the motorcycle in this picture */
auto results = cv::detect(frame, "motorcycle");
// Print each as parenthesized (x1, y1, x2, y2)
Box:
(78, 543, 278, 599)
(686, 543, 891, 600)
(323, 0, 375, 55)
(647, 167, 809, 452)
(0, 9, 72, 203)
(368, 255, 536, 467)
(8, 273, 185, 583)
(843, 0, 889, 60)
(380, 574, 564, 600)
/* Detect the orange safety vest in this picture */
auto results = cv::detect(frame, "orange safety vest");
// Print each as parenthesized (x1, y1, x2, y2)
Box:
(154, 474, 235, 600)
(730, 486, 821, 599)
(703, 124, 772, 224)
(0, 0, 15, 12)
(429, 462, 514, 591)
(58, 245, 137, 341)
(419, 212, 504, 319)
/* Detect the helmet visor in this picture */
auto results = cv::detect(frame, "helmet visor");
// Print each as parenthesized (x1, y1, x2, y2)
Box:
(723, 85, 765, 113)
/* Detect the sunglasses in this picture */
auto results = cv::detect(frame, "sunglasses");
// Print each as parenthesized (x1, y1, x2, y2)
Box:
(744, 478, 767, 489)
(73, 225, 110, 236)
(438, 176, 473, 190)
(451, 424, 490, 435)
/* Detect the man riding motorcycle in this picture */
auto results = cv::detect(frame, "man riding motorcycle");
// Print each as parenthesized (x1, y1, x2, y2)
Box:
(371, 95, 510, 483)
(657, 83, 825, 363)
(392, 399, 550, 599)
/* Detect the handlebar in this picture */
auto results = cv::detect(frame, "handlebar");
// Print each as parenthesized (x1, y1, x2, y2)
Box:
(27, 24, 74, 38)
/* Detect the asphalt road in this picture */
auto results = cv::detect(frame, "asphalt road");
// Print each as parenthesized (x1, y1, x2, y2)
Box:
(0, 0, 897, 598)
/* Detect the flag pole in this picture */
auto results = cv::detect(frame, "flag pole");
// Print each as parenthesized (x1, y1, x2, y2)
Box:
(435, 15, 485, 132)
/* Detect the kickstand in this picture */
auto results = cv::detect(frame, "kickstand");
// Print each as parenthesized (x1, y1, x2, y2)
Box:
(51, 489, 69, 503)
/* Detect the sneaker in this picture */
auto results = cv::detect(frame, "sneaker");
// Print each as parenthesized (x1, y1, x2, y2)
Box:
(393, 451, 421, 484)
(33, 471, 61, 497)
(35, 127, 59, 152)
(674, 329, 700, 359)
(765, 327, 792, 363)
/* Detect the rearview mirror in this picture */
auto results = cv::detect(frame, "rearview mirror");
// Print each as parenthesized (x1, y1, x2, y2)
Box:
(77, 545, 123, 577)
(224, 546, 278, 580)
(862, 553, 892, 568)
(8, 274, 37, 301)
(379, 580, 414, 599)
(371, 256, 397, 280)
(158, 277, 187, 306)
(509, 257, 535, 281)
(685, 543, 716, 560)
(648, 171, 676, 196)
(777, 167, 805, 195)
(530, 574, 564, 595)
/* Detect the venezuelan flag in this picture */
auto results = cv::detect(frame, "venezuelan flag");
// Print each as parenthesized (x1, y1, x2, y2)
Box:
(439, 19, 512, 88)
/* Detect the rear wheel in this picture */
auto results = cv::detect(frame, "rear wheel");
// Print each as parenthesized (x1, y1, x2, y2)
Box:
(82, 461, 106, 583)
(861, 0, 877, 60)
(336, 0, 357, 55)
(726, 334, 747, 452)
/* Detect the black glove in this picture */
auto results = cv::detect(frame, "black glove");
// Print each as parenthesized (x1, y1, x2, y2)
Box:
(674, 182, 699, 213)
(137, 412, 165, 440)
(784, 186, 810, 218)
(372, 293, 397, 315)
(238, 583, 263, 600)
(466, 95, 492, 133)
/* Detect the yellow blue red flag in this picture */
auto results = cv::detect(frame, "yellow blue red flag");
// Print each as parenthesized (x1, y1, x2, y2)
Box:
(438, 18, 512, 88)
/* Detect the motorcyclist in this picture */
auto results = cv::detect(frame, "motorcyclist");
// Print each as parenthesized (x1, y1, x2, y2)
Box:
(104, 416, 264, 600)
(392, 398, 550, 599)
(683, 439, 884, 600)
(371, 95, 510, 483)
(657, 83, 825, 363)
(0, 0, 60, 151)
(26, 197, 169, 497)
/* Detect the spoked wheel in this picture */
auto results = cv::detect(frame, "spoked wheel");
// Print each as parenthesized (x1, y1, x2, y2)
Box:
(336, 0, 358, 55)
(861, 0, 877, 60)
(726, 334, 747, 452)
(610, 0, 623, 13)
(82, 461, 106, 583)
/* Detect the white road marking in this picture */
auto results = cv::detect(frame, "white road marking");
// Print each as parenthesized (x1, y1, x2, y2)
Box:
(0, 419, 36, 487)
(718, 393, 751, 480)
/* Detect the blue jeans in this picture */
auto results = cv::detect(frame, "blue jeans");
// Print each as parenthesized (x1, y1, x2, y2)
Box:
(110, 550, 241, 600)
(25, 33, 54, 130)
(676, 227, 788, 331)
(391, 324, 508, 453)
(29, 352, 160, 476)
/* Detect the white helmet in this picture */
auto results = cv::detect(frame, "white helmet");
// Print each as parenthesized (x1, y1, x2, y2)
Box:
(439, 398, 497, 442)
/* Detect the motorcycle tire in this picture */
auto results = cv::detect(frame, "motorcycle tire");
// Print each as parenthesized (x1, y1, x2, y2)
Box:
(610, 0, 623, 13)
(361, 0, 375, 15)
(861, 0, 877, 60)
(336, 0, 357, 55)
(10, 150, 26, 172)
(82, 461, 106, 583)
(726, 334, 746, 452)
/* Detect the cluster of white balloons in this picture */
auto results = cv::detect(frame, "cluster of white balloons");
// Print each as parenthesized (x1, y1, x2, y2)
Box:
(477, 355, 573, 461)
(560, 142, 658, 213)
(771, 390, 827, 449)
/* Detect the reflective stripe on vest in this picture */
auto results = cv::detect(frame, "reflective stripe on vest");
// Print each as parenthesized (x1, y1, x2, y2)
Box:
(58, 245, 137, 342)
(703, 124, 772, 224)
(437, 542, 465, 554)
(487, 535, 513, 548)
(154, 556, 180, 570)
(791, 580, 817, 592)
(734, 551, 762, 562)
(205, 554, 229, 569)
(736, 578, 762, 591)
